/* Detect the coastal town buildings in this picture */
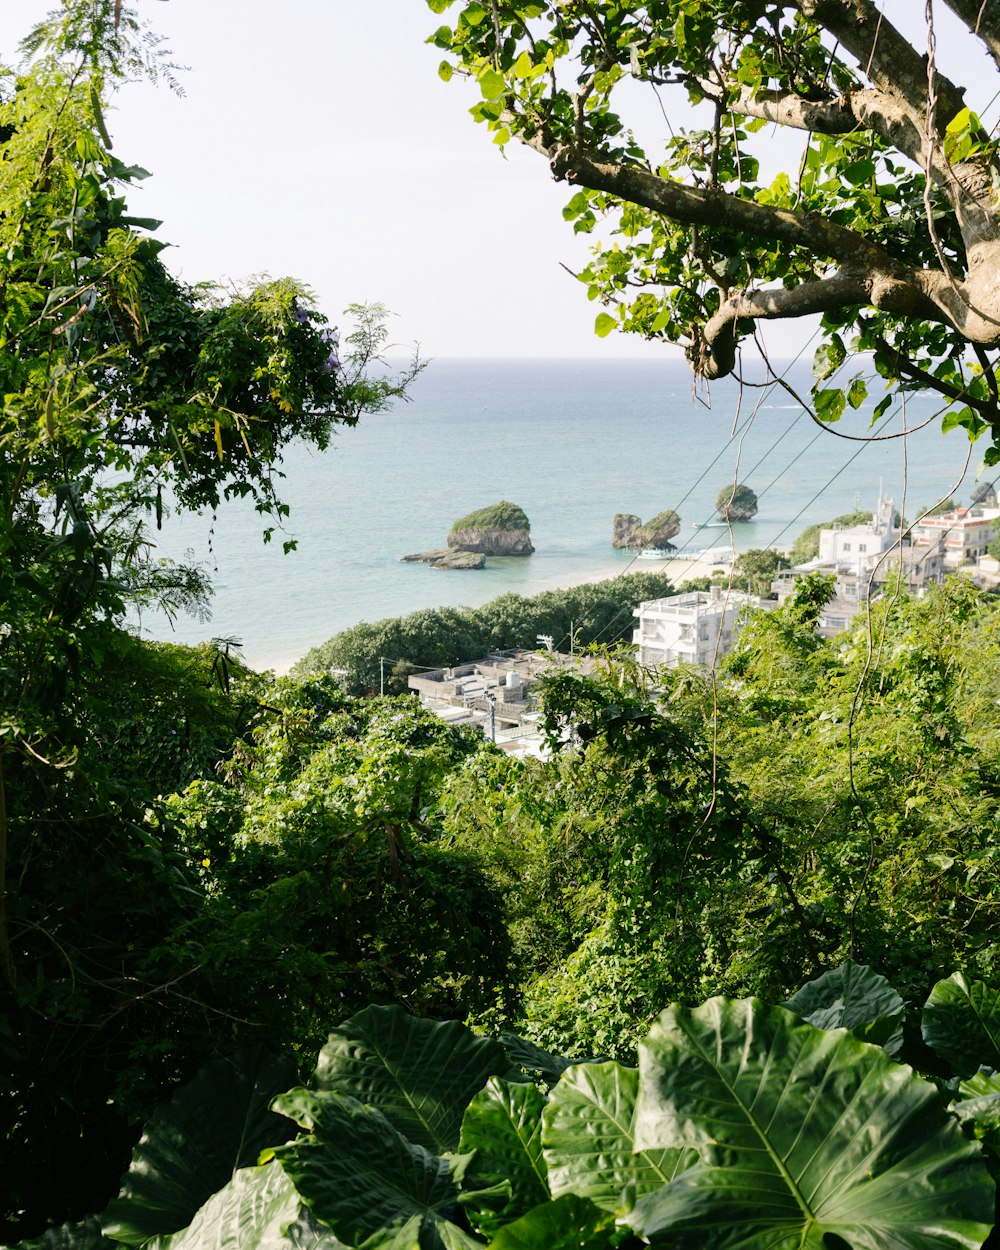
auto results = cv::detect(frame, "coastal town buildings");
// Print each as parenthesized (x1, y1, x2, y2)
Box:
(772, 496, 1000, 635)
(407, 648, 594, 756)
(909, 507, 1000, 566)
(632, 588, 762, 669)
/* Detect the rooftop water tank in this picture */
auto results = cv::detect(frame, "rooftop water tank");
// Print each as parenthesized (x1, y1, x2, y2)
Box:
(506, 670, 522, 688)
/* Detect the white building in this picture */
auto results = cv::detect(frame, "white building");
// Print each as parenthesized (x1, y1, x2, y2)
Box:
(817, 495, 898, 567)
(773, 495, 951, 636)
(633, 588, 761, 669)
(910, 507, 1000, 567)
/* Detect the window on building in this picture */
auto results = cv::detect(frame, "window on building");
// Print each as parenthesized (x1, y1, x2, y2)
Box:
(843, 542, 851, 552)
(858, 543, 867, 553)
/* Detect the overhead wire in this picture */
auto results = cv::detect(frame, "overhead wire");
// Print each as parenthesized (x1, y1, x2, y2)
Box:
(557, 352, 967, 656)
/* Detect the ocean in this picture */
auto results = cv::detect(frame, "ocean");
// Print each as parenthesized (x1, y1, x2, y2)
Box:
(134, 356, 980, 672)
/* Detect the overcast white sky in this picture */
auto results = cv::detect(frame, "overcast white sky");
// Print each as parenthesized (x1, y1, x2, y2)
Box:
(2, 2, 996, 361)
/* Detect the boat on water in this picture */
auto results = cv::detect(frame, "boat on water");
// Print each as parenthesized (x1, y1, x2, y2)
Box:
(636, 547, 674, 559)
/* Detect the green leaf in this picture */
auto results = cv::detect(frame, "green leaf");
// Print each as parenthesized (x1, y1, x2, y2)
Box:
(542, 1062, 697, 1213)
(871, 394, 892, 423)
(783, 959, 904, 1052)
(813, 336, 846, 381)
(923, 973, 1000, 1077)
(629, 997, 994, 1250)
(478, 68, 507, 101)
(143, 1163, 313, 1250)
(814, 387, 846, 423)
(846, 378, 868, 409)
(272, 1091, 476, 1250)
(312, 1005, 508, 1153)
(120, 215, 163, 232)
(459, 1078, 549, 1236)
(942, 406, 987, 440)
(954, 1072, 1000, 1134)
(426, 0, 456, 12)
(594, 313, 617, 338)
(842, 159, 876, 185)
(438, 61, 454, 82)
(484, 1194, 618, 1250)
(102, 1048, 298, 1245)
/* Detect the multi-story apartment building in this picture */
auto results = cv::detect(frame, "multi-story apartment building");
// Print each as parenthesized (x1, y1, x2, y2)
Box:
(910, 507, 1000, 567)
(632, 588, 762, 669)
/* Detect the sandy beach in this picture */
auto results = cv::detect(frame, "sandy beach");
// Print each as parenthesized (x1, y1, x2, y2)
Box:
(532, 553, 729, 596)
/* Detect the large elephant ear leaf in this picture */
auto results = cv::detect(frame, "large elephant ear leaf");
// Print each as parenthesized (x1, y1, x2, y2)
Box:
(142, 1162, 329, 1250)
(923, 974, 1000, 1077)
(102, 1047, 298, 1245)
(542, 1062, 698, 1213)
(313, 1004, 507, 1153)
(784, 960, 904, 1052)
(272, 1087, 480, 1250)
(630, 997, 994, 1250)
(484, 1194, 621, 1250)
(458, 1078, 549, 1236)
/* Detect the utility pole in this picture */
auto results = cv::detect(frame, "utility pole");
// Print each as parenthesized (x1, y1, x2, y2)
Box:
(380, 656, 385, 696)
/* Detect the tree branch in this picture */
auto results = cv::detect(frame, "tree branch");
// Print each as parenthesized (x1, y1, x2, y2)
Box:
(797, 0, 966, 125)
(532, 135, 907, 275)
(721, 83, 860, 133)
(691, 270, 947, 378)
(872, 332, 1000, 426)
(940, 0, 1000, 71)
(722, 79, 933, 184)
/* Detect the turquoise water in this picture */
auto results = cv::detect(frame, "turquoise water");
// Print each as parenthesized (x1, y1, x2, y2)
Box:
(135, 357, 978, 671)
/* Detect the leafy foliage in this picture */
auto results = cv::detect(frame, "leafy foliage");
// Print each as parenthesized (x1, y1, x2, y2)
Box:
(715, 483, 757, 522)
(0, 7, 421, 1237)
(10, 990, 999, 1250)
(730, 546, 787, 595)
(426, 1, 1000, 446)
(292, 573, 684, 693)
(450, 502, 531, 532)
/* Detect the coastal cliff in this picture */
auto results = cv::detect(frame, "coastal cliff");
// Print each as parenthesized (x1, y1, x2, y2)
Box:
(612, 509, 680, 549)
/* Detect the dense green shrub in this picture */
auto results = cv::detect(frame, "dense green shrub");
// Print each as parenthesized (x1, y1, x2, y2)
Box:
(449, 500, 531, 530)
(292, 572, 681, 693)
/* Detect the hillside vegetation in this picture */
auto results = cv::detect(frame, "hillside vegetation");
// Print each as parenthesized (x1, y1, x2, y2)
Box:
(10, 578, 1000, 1245)
(292, 572, 695, 693)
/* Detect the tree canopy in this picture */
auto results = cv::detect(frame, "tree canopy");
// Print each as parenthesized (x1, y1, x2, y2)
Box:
(0, 3, 419, 989)
(429, 1, 1000, 450)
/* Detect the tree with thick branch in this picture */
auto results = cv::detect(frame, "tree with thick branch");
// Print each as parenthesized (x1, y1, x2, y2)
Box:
(429, 0, 1000, 449)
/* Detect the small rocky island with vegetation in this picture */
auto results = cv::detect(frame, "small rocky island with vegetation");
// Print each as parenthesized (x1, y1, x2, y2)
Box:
(612, 509, 681, 550)
(403, 500, 534, 569)
(716, 483, 759, 522)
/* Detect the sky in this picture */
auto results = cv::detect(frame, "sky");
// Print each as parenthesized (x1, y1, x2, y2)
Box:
(1, 2, 996, 361)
